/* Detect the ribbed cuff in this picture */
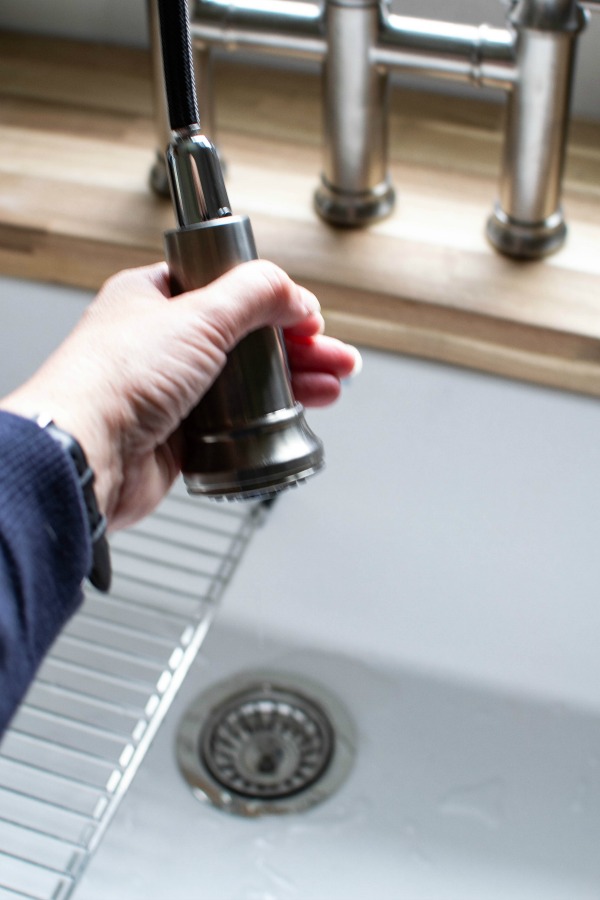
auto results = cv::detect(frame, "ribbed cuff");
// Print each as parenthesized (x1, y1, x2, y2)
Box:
(0, 411, 91, 662)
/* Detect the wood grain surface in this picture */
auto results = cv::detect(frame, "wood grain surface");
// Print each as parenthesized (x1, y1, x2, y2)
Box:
(0, 31, 599, 395)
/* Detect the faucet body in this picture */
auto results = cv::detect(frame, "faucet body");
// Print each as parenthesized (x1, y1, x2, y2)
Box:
(487, 0, 587, 256)
(315, 0, 395, 226)
(148, 0, 595, 259)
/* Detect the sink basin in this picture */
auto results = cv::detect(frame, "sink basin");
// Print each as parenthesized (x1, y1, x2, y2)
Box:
(78, 619, 600, 900)
(78, 337, 600, 899)
(1, 275, 600, 899)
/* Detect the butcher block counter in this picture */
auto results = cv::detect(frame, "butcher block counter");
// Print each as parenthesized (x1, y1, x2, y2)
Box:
(0, 31, 599, 396)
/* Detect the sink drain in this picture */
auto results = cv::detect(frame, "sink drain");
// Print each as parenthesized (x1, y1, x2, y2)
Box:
(202, 686, 334, 799)
(176, 671, 355, 816)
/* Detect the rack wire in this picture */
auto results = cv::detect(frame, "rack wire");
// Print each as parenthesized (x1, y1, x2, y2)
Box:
(0, 483, 265, 899)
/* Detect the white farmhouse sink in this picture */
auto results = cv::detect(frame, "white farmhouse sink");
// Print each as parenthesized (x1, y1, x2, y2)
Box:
(1, 276, 600, 899)
(79, 619, 600, 900)
(80, 322, 600, 899)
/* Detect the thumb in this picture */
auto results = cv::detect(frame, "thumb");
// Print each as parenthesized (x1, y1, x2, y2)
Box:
(183, 259, 323, 352)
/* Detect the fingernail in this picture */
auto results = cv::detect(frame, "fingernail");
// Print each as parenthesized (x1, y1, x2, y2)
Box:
(350, 346, 363, 377)
(303, 292, 321, 316)
(343, 346, 363, 383)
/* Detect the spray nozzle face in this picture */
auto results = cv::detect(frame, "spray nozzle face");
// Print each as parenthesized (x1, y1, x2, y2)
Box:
(167, 129, 232, 227)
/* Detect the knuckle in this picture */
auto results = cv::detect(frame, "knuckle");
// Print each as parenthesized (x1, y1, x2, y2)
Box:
(251, 260, 294, 309)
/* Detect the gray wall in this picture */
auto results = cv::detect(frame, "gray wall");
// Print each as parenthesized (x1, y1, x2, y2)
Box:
(0, 0, 598, 119)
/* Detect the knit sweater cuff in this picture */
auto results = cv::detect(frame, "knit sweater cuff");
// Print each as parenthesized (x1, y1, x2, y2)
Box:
(0, 411, 91, 670)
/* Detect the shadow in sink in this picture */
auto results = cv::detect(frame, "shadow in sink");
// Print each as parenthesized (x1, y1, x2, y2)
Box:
(78, 620, 600, 900)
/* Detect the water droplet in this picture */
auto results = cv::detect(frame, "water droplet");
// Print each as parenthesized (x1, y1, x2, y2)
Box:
(401, 819, 432, 866)
(438, 777, 505, 828)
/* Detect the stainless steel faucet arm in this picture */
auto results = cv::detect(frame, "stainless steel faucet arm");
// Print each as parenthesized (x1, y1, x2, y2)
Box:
(191, 0, 326, 59)
(149, 0, 595, 259)
(375, 10, 517, 90)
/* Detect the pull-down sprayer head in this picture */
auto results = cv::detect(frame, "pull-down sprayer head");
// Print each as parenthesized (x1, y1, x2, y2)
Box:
(157, 0, 324, 499)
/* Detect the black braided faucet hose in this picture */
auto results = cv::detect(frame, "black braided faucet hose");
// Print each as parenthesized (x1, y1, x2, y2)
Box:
(157, 0, 200, 131)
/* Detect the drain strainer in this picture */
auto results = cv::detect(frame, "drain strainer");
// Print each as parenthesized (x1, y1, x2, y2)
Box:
(176, 671, 355, 816)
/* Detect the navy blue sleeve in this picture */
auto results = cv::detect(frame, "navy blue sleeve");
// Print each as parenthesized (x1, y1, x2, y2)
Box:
(0, 411, 92, 734)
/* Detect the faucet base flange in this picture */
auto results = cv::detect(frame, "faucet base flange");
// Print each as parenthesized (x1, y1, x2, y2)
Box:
(314, 178, 395, 227)
(149, 152, 171, 198)
(485, 205, 567, 260)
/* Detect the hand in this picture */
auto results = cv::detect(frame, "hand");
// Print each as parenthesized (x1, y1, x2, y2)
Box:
(0, 261, 360, 530)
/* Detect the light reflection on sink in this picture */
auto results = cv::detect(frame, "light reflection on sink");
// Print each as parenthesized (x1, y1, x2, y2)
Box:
(77, 344, 600, 900)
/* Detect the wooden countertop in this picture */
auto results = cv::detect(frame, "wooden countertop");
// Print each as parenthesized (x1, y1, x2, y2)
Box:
(1, 31, 599, 396)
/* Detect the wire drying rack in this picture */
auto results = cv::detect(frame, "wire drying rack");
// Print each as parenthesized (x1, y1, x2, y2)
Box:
(0, 482, 265, 900)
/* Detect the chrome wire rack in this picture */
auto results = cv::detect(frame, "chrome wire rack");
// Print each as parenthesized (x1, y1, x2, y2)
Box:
(0, 483, 264, 900)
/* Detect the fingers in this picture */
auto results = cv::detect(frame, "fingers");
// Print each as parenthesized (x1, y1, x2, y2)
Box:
(284, 333, 362, 407)
(284, 333, 360, 379)
(180, 260, 361, 406)
(291, 372, 342, 407)
(101, 261, 319, 336)
(99, 260, 362, 412)
(182, 260, 324, 351)
(284, 312, 325, 339)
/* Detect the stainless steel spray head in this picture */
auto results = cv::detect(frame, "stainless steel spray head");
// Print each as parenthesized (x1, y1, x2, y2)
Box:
(165, 211, 324, 500)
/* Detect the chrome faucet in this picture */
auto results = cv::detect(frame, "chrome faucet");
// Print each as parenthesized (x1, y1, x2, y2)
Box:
(148, 0, 598, 259)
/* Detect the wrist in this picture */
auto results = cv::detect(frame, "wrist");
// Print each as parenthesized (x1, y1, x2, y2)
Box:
(0, 389, 122, 523)
(33, 416, 112, 592)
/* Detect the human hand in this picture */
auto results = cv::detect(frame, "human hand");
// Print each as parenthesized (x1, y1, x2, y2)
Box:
(0, 261, 360, 530)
